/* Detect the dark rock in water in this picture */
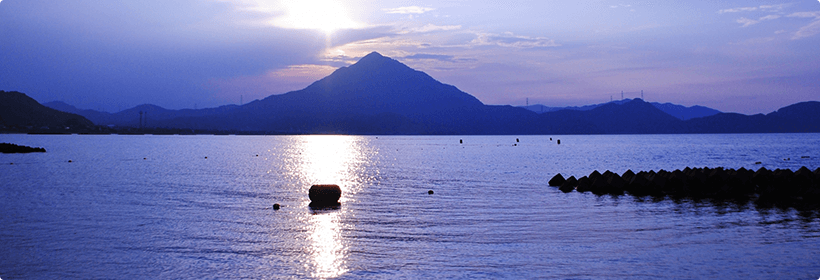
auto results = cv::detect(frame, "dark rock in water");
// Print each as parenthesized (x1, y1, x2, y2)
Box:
(559, 176, 577, 193)
(309, 184, 342, 206)
(549, 173, 566, 186)
(1, 143, 46, 153)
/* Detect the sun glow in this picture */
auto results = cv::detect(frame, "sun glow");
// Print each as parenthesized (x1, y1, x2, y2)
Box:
(272, 0, 361, 35)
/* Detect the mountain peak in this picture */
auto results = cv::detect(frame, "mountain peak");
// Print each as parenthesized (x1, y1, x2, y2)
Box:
(345, 51, 411, 74)
(361, 51, 385, 60)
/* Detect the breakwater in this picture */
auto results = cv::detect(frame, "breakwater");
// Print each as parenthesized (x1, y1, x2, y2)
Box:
(550, 166, 820, 206)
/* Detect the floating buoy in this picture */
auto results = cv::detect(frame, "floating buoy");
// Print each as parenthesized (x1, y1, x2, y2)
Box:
(68, 160, 72, 163)
(309, 184, 342, 206)
(273, 203, 280, 210)
(516, 138, 519, 143)
(204, 156, 208, 159)
(428, 190, 434, 195)
(557, 139, 561, 145)
(143, 157, 147, 160)
(460, 139, 463, 144)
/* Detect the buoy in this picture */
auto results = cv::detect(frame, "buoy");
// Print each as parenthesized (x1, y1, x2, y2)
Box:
(516, 138, 519, 142)
(309, 184, 342, 206)
(273, 203, 280, 210)
(557, 139, 561, 145)
(428, 190, 434, 195)
(205, 156, 208, 159)
(68, 160, 72, 163)
(143, 157, 147, 160)
(460, 139, 463, 144)
(550, 138, 552, 140)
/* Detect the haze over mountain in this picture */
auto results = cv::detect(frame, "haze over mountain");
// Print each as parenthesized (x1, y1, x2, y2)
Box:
(25, 52, 820, 135)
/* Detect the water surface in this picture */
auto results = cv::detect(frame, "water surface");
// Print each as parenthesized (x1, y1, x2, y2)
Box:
(1, 134, 819, 279)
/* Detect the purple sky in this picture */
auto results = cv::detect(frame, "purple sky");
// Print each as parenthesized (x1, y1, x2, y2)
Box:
(1, 0, 819, 114)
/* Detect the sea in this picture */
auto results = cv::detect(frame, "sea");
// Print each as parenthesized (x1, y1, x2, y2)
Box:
(1, 134, 819, 279)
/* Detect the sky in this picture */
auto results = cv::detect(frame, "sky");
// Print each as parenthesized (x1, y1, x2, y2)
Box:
(1, 0, 819, 114)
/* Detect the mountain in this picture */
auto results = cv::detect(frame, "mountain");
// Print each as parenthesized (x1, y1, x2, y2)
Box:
(1, 90, 94, 131)
(651, 102, 721, 120)
(43, 101, 241, 127)
(684, 101, 820, 133)
(521, 99, 721, 120)
(30, 52, 820, 135)
(538, 99, 684, 134)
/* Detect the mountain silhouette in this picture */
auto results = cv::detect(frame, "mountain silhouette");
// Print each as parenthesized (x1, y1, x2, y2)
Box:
(28, 52, 820, 135)
(539, 99, 684, 134)
(522, 99, 721, 120)
(1, 90, 94, 131)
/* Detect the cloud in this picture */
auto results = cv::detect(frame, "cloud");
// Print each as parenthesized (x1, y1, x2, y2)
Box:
(737, 17, 759, 27)
(470, 32, 560, 48)
(719, 7, 758, 14)
(759, 15, 781, 21)
(609, 4, 632, 9)
(736, 14, 781, 27)
(402, 53, 456, 61)
(788, 11, 820, 39)
(792, 19, 820, 39)
(402, 24, 462, 34)
(384, 6, 434, 14)
(788, 11, 820, 18)
(719, 4, 788, 14)
(758, 4, 788, 12)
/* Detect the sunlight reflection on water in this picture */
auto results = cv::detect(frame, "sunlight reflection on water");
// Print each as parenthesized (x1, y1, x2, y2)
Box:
(290, 135, 367, 278)
(307, 211, 347, 279)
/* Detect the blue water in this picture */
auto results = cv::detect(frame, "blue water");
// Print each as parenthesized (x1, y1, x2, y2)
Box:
(1, 134, 819, 279)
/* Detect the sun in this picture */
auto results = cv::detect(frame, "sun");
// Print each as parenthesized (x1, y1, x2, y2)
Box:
(273, 0, 361, 35)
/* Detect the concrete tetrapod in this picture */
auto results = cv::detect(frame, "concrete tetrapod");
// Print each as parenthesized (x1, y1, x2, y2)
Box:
(554, 167, 820, 209)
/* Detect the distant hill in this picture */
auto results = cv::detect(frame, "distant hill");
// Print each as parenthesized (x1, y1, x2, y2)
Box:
(0, 90, 94, 131)
(683, 101, 820, 133)
(521, 99, 721, 120)
(44, 101, 240, 127)
(32, 52, 820, 135)
(537, 99, 684, 134)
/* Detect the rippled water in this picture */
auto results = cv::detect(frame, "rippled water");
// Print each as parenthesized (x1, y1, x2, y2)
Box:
(1, 134, 819, 279)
